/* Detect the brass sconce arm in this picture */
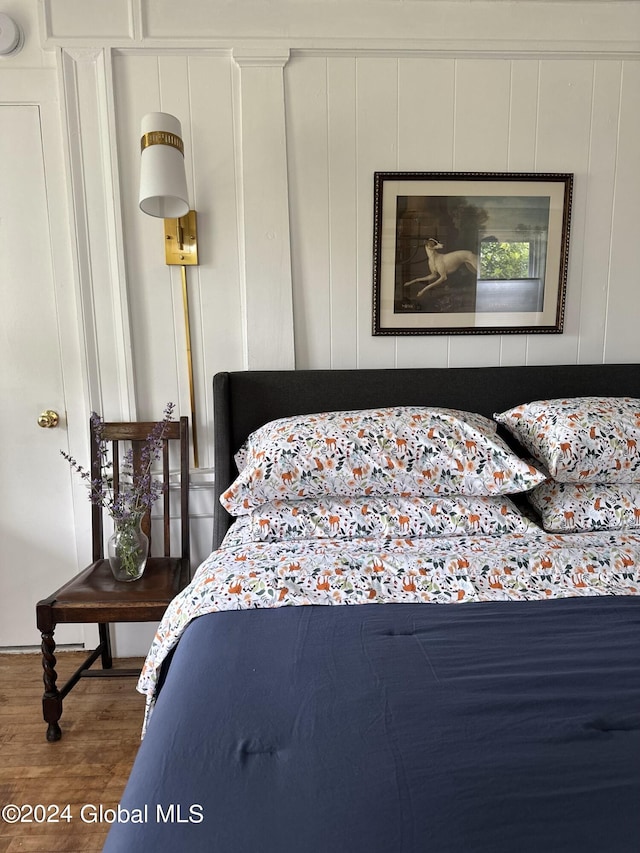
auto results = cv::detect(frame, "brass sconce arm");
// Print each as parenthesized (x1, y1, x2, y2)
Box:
(164, 211, 199, 468)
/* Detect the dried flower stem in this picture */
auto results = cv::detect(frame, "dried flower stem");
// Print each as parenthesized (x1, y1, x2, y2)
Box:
(61, 403, 176, 523)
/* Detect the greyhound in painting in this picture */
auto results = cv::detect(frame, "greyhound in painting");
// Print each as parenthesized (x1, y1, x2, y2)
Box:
(404, 237, 478, 297)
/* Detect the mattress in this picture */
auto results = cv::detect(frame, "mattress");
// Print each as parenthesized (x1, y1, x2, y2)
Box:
(104, 527, 640, 853)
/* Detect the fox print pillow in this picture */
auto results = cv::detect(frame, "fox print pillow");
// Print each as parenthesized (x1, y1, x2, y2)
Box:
(495, 397, 640, 483)
(222, 406, 545, 514)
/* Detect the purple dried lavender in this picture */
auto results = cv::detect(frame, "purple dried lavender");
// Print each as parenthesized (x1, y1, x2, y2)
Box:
(61, 402, 176, 522)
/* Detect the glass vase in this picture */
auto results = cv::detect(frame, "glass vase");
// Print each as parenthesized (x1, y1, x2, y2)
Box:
(107, 515, 149, 582)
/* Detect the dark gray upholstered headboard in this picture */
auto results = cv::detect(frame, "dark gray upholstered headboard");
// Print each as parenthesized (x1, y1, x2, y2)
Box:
(212, 364, 640, 548)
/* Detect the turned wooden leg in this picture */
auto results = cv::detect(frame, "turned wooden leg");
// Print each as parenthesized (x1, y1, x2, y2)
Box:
(40, 630, 62, 742)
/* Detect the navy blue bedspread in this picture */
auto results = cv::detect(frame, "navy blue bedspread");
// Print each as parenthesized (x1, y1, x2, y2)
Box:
(105, 597, 640, 852)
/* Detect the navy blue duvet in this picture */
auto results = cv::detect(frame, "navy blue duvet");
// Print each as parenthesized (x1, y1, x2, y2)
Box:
(105, 597, 640, 852)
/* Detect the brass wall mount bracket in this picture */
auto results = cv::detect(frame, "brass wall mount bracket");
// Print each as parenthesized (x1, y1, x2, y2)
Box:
(164, 210, 198, 266)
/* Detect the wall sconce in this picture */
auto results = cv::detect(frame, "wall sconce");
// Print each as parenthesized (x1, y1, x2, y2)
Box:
(139, 112, 200, 467)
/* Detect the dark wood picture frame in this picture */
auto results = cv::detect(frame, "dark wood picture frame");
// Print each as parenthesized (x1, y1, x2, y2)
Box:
(372, 171, 573, 336)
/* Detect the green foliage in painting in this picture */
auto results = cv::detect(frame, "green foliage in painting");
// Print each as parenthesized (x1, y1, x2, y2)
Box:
(480, 241, 530, 280)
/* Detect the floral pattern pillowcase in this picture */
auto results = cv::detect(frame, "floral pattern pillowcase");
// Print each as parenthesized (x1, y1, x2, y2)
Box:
(226, 495, 538, 544)
(495, 396, 640, 483)
(222, 406, 545, 515)
(528, 481, 640, 533)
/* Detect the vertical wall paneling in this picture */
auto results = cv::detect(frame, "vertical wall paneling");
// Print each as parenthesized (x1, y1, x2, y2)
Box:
(155, 54, 225, 471)
(286, 55, 331, 369)
(282, 50, 640, 372)
(60, 48, 135, 419)
(448, 59, 511, 368)
(507, 60, 539, 172)
(527, 59, 594, 365)
(604, 59, 640, 363)
(112, 53, 180, 422)
(188, 55, 245, 464)
(577, 61, 622, 364)
(355, 57, 398, 368)
(157, 54, 201, 437)
(326, 57, 358, 369)
(233, 48, 295, 371)
(396, 57, 455, 369)
(500, 59, 540, 367)
(454, 59, 511, 171)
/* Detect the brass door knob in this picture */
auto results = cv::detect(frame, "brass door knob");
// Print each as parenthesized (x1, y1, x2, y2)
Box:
(38, 410, 60, 429)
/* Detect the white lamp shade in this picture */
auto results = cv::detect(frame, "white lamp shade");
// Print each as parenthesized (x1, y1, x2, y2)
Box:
(139, 112, 190, 219)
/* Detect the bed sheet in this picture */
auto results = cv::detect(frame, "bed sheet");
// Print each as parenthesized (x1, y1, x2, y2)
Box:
(106, 595, 640, 853)
(138, 527, 640, 727)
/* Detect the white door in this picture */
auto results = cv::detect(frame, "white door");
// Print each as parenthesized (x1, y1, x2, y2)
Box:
(0, 104, 83, 647)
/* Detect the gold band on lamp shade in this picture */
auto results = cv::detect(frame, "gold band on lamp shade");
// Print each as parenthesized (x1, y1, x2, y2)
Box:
(140, 131, 185, 156)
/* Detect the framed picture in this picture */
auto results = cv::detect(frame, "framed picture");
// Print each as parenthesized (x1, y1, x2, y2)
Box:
(372, 171, 573, 335)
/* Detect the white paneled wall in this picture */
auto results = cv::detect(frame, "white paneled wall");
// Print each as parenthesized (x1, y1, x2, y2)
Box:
(33, 0, 640, 587)
(0, 0, 633, 652)
(286, 54, 640, 370)
(61, 45, 640, 573)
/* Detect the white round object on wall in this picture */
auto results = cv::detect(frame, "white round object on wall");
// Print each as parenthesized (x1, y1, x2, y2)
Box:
(0, 14, 24, 56)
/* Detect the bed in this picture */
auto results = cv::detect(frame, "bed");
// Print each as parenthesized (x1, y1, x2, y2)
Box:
(104, 364, 640, 853)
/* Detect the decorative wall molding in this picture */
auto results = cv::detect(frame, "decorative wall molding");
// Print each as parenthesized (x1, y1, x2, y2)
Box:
(41, 0, 640, 58)
(232, 47, 291, 68)
(42, 0, 134, 43)
(60, 46, 103, 62)
(58, 47, 136, 419)
(233, 50, 295, 370)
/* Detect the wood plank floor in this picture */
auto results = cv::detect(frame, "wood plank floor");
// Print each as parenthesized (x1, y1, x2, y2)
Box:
(0, 651, 145, 853)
